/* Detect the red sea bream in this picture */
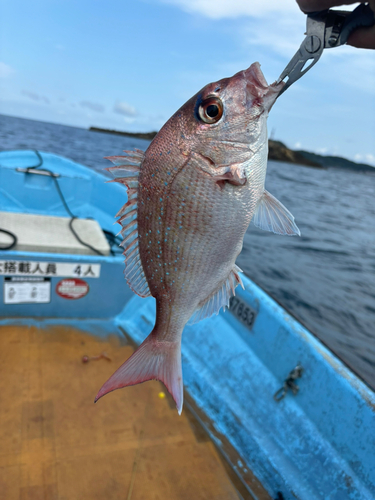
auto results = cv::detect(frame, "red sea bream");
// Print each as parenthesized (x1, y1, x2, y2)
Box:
(95, 62, 300, 413)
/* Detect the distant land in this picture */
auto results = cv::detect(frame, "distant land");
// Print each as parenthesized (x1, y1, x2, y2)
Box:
(89, 127, 374, 173)
(90, 127, 157, 141)
(267, 140, 321, 168)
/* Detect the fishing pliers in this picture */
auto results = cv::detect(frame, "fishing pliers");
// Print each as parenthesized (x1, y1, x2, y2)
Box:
(277, 3, 375, 97)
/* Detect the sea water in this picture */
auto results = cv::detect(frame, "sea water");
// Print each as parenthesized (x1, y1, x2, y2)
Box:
(1, 114, 374, 389)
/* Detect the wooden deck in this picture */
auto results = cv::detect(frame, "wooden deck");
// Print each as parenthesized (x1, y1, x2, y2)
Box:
(0, 325, 244, 500)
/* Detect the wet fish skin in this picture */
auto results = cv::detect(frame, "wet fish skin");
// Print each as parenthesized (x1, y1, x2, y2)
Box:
(138, 69, 267, 323)
(96, 63, 299, 413)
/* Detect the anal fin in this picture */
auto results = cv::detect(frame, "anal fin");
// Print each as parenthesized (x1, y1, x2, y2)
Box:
(188, 265, 244, 324)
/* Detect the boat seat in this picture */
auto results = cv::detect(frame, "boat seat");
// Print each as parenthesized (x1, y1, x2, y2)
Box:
(0, 211, 110, 255)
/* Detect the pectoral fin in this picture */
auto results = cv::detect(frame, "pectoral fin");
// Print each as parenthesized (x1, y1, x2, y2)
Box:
(213, 167, 247, 187)
(253, 190, 300, 236)
(193, 152, 247, 187)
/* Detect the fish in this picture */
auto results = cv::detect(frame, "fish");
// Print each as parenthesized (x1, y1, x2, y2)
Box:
(95, 62, 300, 414)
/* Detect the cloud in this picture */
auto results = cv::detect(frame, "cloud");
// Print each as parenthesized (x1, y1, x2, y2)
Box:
(158, 0, 297, 18)
(21, 90, 50, 104)
(113, 101, 137, 117)
(0, 62, 15, 78)
(80, 100, 105, 113)
(355, 153, 375, 166)
(242, 13, 304, 58)
(322, 47, 375, 94)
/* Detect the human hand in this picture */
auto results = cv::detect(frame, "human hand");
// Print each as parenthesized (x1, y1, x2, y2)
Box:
(295, 0, 375, 48)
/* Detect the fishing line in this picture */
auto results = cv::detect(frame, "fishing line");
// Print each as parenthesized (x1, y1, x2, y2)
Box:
(1, 150, 122, 256)
(0, 152, 42, 251)
(0, 228, 17, 250)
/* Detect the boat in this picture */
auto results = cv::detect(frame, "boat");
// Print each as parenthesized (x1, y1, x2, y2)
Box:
(0, 149, 374, 500)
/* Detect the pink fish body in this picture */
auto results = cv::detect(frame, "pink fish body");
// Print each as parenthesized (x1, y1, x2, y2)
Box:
(96, 63, 300, 413)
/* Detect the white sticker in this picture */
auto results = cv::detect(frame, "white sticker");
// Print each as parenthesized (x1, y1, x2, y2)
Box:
(0, 261, 100, 278)
(4, 277, 51, 304)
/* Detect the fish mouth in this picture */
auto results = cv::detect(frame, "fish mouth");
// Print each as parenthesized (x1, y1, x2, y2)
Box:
(244, 62, 284, 110)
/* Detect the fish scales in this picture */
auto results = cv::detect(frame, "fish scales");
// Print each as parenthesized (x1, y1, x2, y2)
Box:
(96, 63, 300, 413)
(138, 103, 263, 312)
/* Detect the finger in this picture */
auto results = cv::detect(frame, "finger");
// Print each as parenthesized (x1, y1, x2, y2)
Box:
(296, 0, 367, 14)
(347, 25, 375, 49)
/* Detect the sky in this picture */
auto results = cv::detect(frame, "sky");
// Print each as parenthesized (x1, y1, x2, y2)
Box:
(0, 0, 374, 165)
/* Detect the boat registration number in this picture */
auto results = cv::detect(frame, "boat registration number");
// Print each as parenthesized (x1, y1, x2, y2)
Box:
(229, 296, 257, 330)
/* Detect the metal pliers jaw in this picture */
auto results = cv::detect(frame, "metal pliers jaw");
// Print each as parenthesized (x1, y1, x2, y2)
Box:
(277, 3, 375, 98)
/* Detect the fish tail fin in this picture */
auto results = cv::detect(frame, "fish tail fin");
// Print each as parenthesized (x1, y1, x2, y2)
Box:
(94, 333, 183, 414)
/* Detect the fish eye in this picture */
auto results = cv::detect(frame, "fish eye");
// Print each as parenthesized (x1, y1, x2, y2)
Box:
(198, 96, 223, 124)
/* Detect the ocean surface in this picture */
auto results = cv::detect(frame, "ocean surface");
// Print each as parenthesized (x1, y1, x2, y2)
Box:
(1, 114, 374, 389)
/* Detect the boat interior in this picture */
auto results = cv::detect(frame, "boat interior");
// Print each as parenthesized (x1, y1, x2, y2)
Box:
(1, 150, 374, 500)
(0, 324, 270, 500)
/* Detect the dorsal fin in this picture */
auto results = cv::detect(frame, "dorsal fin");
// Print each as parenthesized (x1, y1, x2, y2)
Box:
(105, 150, 151, 298)
(188, 265, 244, 324)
